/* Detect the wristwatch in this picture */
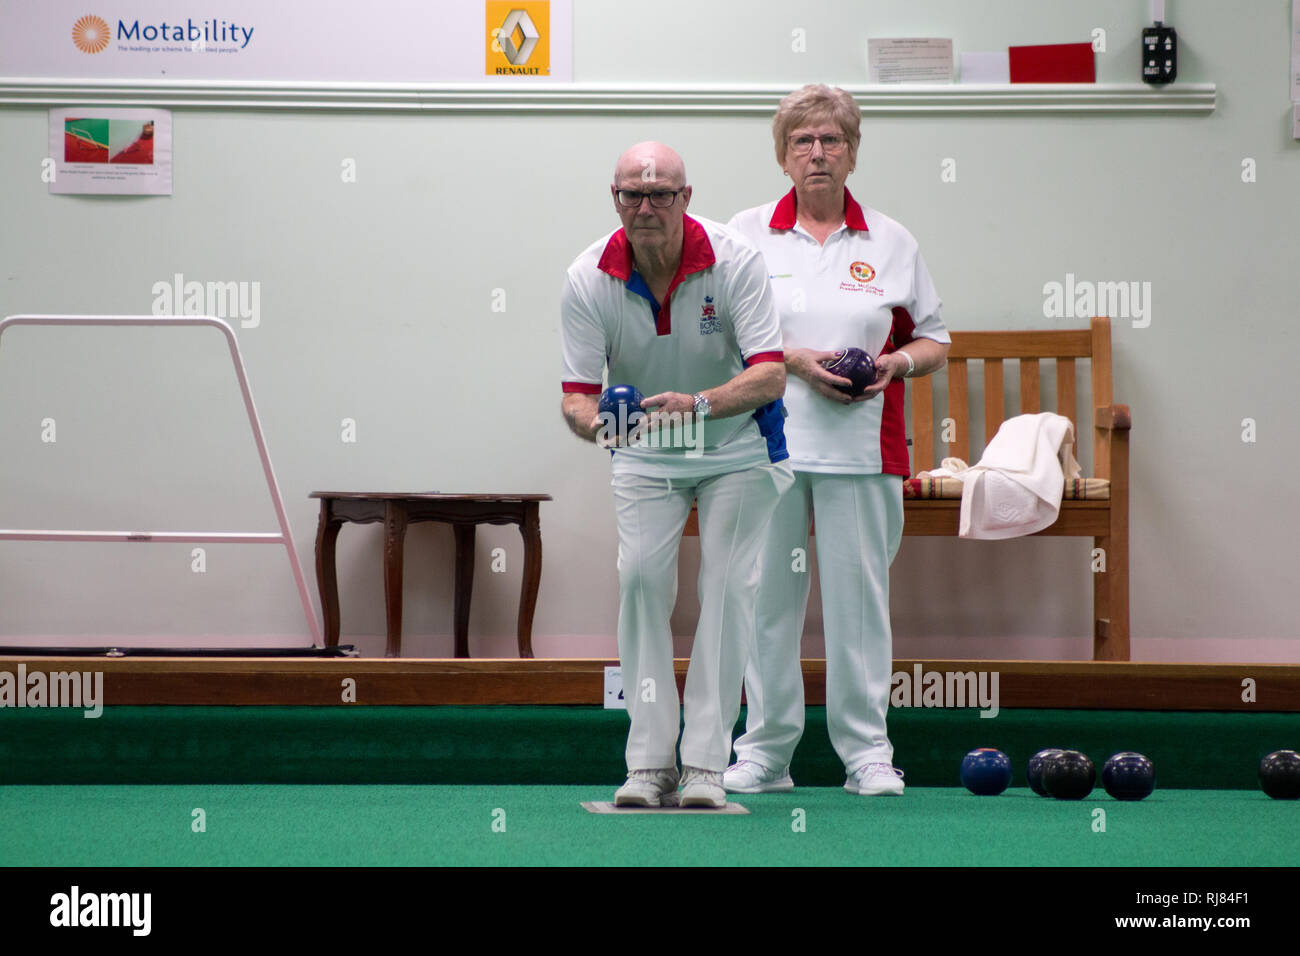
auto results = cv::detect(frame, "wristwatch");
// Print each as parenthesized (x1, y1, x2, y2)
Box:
(692, 393, 711, 421)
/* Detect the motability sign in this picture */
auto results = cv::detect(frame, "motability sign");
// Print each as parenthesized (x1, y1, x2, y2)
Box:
(1, 0, 573, 81)
(114, 17, 256, 49)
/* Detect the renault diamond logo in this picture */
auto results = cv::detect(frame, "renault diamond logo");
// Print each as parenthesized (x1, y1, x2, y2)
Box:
(496, 9, 539, 65)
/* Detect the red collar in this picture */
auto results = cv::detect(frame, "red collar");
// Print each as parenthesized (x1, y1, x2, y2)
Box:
(596, 214, 716, 282)
(768, 187, 869, 232)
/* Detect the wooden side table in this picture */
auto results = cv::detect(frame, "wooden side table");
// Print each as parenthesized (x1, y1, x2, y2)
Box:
(310, 493, 551, 658)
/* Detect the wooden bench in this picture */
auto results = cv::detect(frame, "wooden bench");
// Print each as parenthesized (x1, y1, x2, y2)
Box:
(684, 316, 1131, 661)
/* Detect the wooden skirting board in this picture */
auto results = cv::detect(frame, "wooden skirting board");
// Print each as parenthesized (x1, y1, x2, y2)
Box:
(0, 658, 1296, 711)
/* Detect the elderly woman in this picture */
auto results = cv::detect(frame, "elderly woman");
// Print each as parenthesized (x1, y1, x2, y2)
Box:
(725, 85, 951, 797)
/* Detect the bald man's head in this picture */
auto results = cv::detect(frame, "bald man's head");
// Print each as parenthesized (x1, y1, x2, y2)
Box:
(610, 141, 692, 267)
(613, 142, 687, 190)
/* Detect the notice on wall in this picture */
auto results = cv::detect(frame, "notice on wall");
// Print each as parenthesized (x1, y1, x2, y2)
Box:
(48, 108, 172, 195)
(868, 38, 954, 83)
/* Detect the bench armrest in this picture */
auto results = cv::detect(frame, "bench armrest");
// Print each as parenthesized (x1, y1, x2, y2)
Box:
(1095, 404, 1132, 431)
(1093, 404, 1131, 482)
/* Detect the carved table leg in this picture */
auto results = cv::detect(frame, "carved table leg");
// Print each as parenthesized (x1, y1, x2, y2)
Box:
(383, 501, 408, 658)
(517, 503, 542, 659)
(314, 500, 343, 648)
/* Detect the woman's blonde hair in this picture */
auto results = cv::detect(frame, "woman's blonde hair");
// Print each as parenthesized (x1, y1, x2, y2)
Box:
(772, 84, 861, 165)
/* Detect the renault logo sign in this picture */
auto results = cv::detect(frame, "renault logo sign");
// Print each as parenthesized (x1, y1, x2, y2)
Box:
(496, 9, 539, 65)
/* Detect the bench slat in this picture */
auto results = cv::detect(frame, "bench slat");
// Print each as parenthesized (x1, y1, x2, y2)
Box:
(903, 500, 1111, 536)
(912, 373, 934, 474)
(947, 358, 970, 463)
(1057, 358, 1077, 457)
(1090, 317, 1113, 408)
(1020, 358, 1040, 414)
(947, 329, 1092, 359)
(1091, 317, 1114, 481)
(985, 358, 1003, 446)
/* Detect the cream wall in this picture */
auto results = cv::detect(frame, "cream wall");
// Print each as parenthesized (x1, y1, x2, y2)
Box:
(1, 1, 1296, 661)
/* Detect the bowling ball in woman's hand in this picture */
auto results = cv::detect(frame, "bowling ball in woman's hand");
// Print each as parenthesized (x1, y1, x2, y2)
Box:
(819, 348, 877, 395)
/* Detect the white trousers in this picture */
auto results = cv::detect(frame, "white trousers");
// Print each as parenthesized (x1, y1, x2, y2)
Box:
(733, 471, 903, 774)
(614, 461, 794, 773)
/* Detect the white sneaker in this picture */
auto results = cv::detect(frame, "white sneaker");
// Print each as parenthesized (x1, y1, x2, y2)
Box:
(679, 766, 727, 808)
(845, 763, 905, 796)
(615, 767, 681, 807)
(723, 759, 795, 794)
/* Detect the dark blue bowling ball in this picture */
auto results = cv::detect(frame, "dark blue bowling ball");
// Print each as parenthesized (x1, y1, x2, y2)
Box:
(1102, 752, 1156, 801)
(820, 348, 878, 395)
(1027, 748, 1065, 797)
(1259, 750, 1300, 799)
(961, 748, 1012, 795)
(598, 384, 646, 435)
(1043, 750, 1096, 800)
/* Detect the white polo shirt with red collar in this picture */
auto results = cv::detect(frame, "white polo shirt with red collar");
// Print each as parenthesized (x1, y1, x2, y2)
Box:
(728, 188, 950, 477)
(561, 214, 787, 478)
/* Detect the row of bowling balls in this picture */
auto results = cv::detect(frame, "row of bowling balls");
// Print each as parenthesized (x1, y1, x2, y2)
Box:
(961, 748, 1154, 800)
(960, 748, 1300, 800)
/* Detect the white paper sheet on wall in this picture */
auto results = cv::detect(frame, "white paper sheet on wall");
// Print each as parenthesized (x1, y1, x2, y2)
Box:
(868, 38, 954, 83)
(960, 52, 1011, 84)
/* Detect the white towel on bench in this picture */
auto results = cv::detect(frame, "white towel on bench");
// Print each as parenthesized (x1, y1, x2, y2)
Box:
(917, 413, 1081, 539)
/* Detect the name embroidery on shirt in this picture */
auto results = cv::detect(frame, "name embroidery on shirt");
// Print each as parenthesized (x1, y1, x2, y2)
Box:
(841, 260, 884, 296)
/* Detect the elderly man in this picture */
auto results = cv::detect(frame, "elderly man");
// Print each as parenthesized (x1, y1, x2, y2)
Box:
(560, 142, 793, 808)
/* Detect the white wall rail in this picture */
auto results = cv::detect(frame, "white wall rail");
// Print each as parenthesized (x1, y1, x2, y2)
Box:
(0, 80, 1217, 114)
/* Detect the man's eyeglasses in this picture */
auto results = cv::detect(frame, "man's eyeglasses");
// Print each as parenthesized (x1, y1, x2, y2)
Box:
(788, 133, 847, 155)
(615, 188, 686, 208)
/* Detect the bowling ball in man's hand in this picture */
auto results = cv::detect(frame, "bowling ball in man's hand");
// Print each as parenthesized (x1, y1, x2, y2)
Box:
(599, 385, 646, 425)
(597, 385, 647, 447)
(819, 348, 877, 396)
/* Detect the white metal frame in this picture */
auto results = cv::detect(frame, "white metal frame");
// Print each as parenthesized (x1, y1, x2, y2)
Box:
(0, 314, 322, 645)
